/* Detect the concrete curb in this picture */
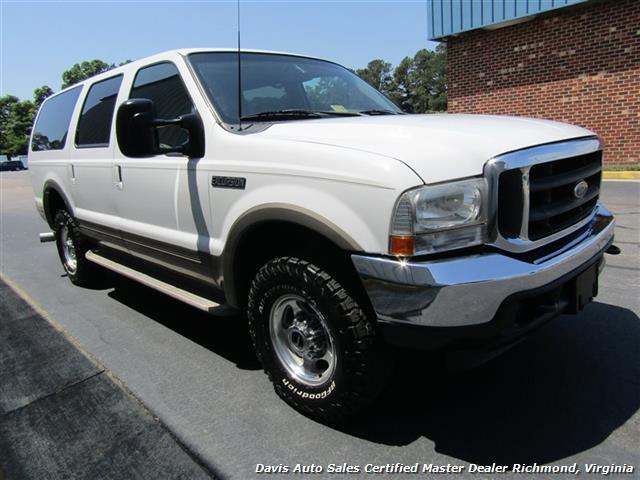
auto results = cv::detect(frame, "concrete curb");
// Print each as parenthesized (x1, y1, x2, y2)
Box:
(602, 171, 640, 180)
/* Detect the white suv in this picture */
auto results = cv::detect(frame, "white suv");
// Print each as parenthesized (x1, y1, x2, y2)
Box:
(29, 49, 616, 422)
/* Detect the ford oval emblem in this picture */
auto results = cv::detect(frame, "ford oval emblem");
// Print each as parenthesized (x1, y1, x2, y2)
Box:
(574, 180, 588, 199)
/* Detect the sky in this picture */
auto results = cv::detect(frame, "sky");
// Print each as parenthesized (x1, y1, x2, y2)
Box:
(1, 1, 439, 101)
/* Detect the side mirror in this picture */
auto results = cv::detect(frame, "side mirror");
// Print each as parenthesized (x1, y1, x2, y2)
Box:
(172, 112, 205, 158)
(116, 98, 205, 158)
(116, 99, 158, 157)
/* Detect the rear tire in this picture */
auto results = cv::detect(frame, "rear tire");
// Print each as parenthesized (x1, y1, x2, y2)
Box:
(54, 209, 101, 287)
(248, 257, 390, 423)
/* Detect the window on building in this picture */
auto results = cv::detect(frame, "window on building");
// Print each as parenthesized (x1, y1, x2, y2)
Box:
(31, 86, 82, 151)
(75, 75, 123, 147)
(130, 62, 194, 149)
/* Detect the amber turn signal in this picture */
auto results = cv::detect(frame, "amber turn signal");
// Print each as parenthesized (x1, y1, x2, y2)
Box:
(390, 235, 415, 257)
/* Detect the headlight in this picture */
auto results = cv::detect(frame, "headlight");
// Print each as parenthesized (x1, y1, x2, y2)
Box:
(390, 177, 488, 256)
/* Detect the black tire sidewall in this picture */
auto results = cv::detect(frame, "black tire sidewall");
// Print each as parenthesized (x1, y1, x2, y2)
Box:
(54, 209, 94, 285)
(249, 258, 380, 420)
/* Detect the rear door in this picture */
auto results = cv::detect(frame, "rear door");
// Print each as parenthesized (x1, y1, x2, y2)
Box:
(71, 74, 124, 247)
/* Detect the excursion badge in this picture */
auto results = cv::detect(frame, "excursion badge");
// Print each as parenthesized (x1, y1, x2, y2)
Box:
(211, 176, 247, 189)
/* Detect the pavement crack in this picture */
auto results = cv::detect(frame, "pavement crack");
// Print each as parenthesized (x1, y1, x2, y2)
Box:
(607, 265, 640, 272)
(1, 370, 105, 417)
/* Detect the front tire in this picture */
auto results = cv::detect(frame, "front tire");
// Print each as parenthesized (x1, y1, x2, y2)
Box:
(54, 209, 100, 286)
(248, 257, 389, 423)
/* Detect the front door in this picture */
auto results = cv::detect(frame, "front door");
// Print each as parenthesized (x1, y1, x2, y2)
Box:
(113, 61, 213, 281)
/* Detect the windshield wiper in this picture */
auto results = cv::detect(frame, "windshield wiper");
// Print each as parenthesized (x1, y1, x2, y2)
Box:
(239, 107, 399, 122)
(359, 109, 398, 116)
(316, 111, 363, 117)
(240, 109, 366, 122)
(240, 109, 323, 122)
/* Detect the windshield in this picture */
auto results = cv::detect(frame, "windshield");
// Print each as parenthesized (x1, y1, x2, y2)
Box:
(188, 52, 401, 124)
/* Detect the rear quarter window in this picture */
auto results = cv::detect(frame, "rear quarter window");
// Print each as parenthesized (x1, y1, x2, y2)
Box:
(31, 86, 82, 151)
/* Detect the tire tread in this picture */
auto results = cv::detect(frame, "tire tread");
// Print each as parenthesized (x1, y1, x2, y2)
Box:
(247, 256, 388, 423)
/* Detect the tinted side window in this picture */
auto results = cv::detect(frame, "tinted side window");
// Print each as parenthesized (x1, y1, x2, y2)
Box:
(75, 75, 123, 147)
(31, 87, 81, 151)
(130, 63, 193, 148)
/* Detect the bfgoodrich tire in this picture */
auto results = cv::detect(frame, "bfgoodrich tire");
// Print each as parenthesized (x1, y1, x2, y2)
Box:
(248, 257, 389, 423)
(54, 209, 101, 287)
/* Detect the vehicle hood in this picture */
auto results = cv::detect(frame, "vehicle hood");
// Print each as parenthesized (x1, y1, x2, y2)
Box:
(258, 114, 595, 184)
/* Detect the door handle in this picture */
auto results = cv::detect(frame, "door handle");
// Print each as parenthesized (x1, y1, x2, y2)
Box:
(68, 164, 76, 184)
(114, 165, 124, 191)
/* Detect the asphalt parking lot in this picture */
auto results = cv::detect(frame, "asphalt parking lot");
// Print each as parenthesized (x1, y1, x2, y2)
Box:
(1, 171, 638, 479)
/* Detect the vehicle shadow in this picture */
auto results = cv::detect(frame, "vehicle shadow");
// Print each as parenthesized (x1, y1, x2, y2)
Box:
(341, 301, 640, 465)
(99, 271, 639, 465)
(103, 272, 261, 371)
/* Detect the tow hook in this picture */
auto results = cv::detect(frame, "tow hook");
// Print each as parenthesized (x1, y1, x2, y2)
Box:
(39, 232, 55, 243)
(605, 244, 621, 255)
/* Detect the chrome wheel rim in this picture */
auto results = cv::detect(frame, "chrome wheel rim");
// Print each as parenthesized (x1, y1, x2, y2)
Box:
(269, 294, 336, 386)
(60, 225, 77, 273)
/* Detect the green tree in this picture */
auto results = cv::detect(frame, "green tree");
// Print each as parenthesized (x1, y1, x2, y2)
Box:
(354, 44, 447, 113)
(33, 85, 54, 109)
(356, 59, 394, 96)
(0, 95, 18, 128)
(409, 44, 447, 112)
(62, 59, 113, 88)
(0, 95, 35, 157)
(390, 56, 414, 110)
(0, 95, 20, 156)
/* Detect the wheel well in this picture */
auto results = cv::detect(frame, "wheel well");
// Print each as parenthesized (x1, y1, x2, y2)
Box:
(43, 187, 67, 228)
(229, 221, 370, 312)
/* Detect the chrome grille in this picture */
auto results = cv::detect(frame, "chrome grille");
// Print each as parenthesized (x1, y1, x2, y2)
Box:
(527, 151, 602, 240)
(488, 137, 603, 253)
(497, 150, 602, 241)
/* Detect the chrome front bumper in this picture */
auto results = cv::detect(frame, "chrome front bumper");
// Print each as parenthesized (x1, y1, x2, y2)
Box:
(352, 204, 615, 328)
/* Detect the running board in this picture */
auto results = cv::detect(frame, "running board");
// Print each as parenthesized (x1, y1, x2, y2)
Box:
(85, 251, 221, 313)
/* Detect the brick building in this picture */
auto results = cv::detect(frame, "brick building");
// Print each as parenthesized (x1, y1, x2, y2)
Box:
(428, 0, 639, 165)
